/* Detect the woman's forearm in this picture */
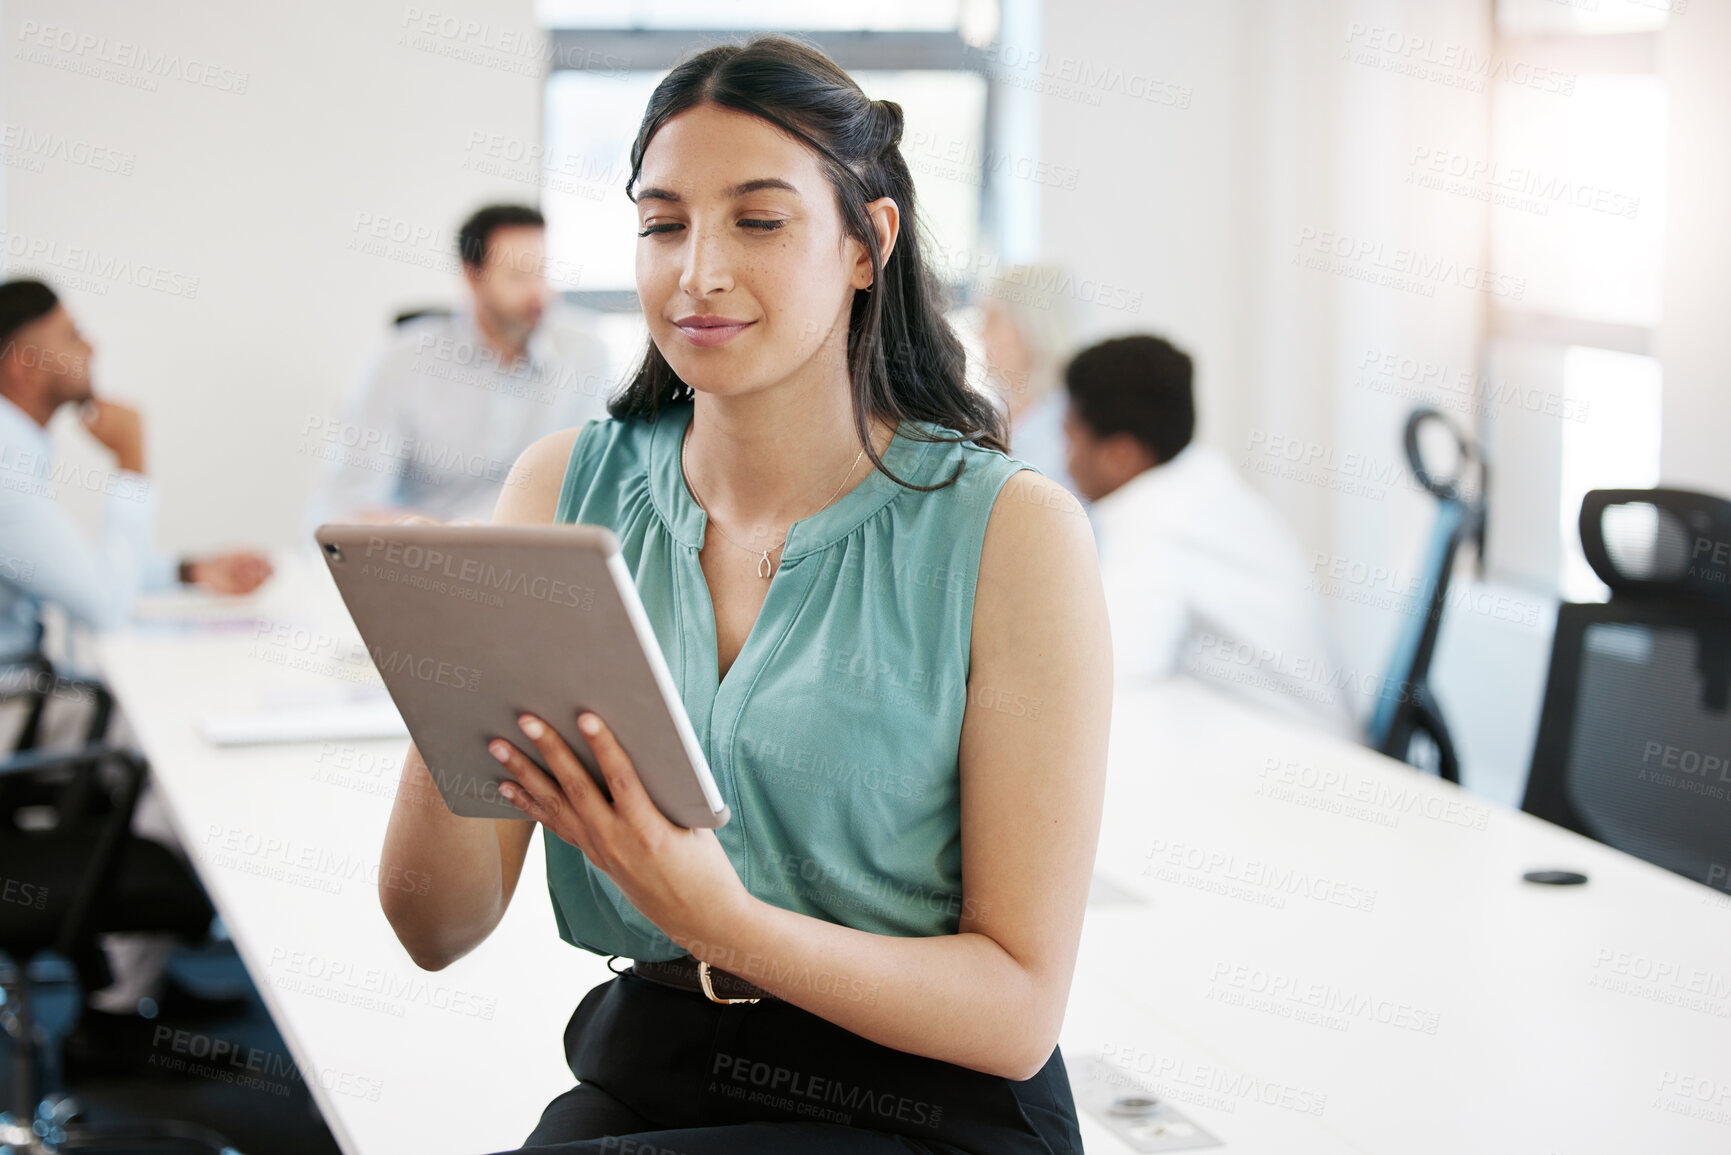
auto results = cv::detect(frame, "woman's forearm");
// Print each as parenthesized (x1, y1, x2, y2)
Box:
(378, 741, 526, 970)
(678, 895, 1065, 1082)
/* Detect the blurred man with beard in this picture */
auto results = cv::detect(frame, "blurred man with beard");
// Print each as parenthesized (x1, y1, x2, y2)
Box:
(306, 204, 613, 528)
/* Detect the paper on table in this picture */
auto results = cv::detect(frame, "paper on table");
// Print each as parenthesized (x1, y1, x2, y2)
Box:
(199, 691, 408, 746)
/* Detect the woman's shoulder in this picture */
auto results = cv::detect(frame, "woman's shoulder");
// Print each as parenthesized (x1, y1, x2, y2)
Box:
(906, 421, 1076, 521)
(497, 408, 662, 525)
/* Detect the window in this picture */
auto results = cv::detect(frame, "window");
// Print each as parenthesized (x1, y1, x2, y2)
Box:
(536, 4, 1015, 332)
(1483, 1, 1669, 602)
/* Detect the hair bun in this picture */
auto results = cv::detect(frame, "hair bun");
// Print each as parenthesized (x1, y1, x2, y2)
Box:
(871, 98, 905, 150)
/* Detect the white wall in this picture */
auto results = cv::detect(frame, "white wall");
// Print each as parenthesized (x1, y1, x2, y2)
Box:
(3, 0, 543, 551)
(1035, 1, 1583, 800)
(1657, 0, 1731, 496)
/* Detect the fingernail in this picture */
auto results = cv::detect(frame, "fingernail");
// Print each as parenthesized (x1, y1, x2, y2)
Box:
(499, 782, 517, 802)
(519, 716, 544, 738)
(489, 741, 511, 763)
(578, 713, 601, 736)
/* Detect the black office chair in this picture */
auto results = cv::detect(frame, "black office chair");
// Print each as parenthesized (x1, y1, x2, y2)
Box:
(0, 745, 236, 1153)
(0, 628, 113, 755)
(1366, 407, 1487, 783)
(391, 306, 453, 328)
(1522, 488, 1731, 888)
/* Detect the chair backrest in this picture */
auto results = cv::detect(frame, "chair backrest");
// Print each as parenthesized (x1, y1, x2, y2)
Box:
(1367, 496, 1469, 747)
(0, 747, 145, 959)
(392, 306, 453, 327)
(1523, 488, 1731, 887)
(1369, 407, 1486, 780)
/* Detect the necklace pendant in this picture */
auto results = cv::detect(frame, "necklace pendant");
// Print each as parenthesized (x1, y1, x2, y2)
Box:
(758, 550, 772, 579)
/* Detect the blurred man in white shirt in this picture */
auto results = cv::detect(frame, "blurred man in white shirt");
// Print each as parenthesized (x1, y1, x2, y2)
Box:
(306, 204, 613, 530)
(0, 278, 270, 1029)
(1062, 334, 1358, 738)
(0, 279, 271, 664)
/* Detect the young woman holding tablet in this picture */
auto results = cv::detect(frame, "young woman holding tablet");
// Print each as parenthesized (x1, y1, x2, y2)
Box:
(378, 34, 1112, 1154)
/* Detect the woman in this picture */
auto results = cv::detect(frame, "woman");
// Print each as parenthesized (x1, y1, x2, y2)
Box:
(975, 262, 1080, 498)
(378, 34, 1112, 1155)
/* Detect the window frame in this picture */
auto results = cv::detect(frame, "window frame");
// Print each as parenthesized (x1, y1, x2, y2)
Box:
(540, 28, 1007, 313)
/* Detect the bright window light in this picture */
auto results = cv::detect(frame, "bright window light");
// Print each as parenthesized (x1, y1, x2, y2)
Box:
(1559, 346, 1662, 600)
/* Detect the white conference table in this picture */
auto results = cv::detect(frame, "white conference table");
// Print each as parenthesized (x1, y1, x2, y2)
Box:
(95, 553, 1731, 1154)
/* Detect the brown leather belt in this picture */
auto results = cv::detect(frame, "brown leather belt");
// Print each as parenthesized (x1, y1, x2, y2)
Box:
(628, 955, 777, 1004)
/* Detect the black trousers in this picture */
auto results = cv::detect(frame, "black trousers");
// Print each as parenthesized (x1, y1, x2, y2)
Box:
(491, 970, 1083, 1154)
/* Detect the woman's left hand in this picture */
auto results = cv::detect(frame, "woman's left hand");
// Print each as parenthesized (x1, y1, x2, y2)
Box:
(489, 710, 750, 949)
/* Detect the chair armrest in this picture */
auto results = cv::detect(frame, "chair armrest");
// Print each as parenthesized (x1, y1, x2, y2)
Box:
(0, 745, 145, 783)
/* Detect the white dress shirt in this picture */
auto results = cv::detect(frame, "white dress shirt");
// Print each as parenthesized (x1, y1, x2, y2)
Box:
(304, 304, 614, 531)
(0, 392, 177, 659)
(1092, 442, 1360, 738)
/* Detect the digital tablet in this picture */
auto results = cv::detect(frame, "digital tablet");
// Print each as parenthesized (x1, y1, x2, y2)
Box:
(313, 523, 729, 829)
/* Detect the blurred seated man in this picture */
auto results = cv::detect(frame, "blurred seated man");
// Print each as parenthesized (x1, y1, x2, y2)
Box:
(0, 279, 271, 666)
(0, 278, 266, 1031)
(975, 262, 1079, 497)
(1062, 335, 1358, 738)
(306, 204, 613, 530)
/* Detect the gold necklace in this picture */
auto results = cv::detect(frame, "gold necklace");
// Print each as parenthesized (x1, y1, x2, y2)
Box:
(680, 424, 867, 579)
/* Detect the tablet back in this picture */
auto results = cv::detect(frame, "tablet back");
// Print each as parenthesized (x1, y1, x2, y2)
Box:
(314, 523, 728, 828)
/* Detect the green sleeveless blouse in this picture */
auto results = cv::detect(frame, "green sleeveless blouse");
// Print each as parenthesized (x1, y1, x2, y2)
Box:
(546, 398, 1036, 960)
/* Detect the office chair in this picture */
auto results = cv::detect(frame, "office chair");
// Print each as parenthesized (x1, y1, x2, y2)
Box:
(0, 745, 236, 1154)
(1366, 407, 1487, 784)
(391, 306, 453, 327)
(1522, 488, 1731, 888)
(0, 628, 112, 755)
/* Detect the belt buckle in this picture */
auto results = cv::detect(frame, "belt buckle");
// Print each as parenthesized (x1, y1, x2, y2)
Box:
(698, 960, 760, 1005)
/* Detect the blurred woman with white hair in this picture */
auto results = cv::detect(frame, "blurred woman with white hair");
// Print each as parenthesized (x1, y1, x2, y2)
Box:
(974, 262, 1081, 497)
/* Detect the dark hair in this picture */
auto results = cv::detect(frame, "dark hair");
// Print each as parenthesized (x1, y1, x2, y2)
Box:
(457, 204, 545, 270)
(1064, 335, 1196, 466)
(0, 279, 60, 355)
(611, 34, 1005, 492)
